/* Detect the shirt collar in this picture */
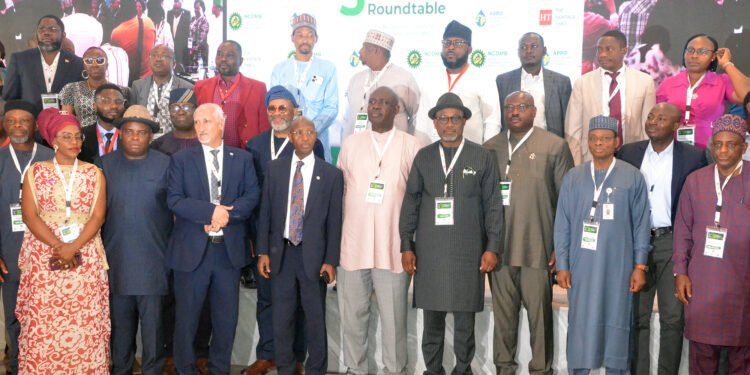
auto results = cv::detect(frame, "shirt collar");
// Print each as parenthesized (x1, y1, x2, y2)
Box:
(601, 65, 625, 77)
(292, 150, 316, 166)
(97, 121, 116, 135)
(646, 139, 674, 157)
(521, 67, 544, 81)
(39, 48, 61, 67)
(201, 142, 224, 154)
(218, 74, 240, 88)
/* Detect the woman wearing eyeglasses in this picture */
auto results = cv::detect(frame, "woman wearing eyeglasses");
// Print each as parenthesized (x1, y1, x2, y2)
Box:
(15, 108, 110, 373)
(656, 34, 750, 149)
(60, 46, 128, 127)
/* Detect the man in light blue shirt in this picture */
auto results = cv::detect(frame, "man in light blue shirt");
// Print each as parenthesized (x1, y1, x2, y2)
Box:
(270, 13, 338, 162)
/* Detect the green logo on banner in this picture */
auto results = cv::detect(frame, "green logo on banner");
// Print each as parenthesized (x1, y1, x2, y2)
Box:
(407, 50, 422, 69)
(229, 13, 242, 31)
(340, 0, 365, 16)
(471, 50, 486, 68)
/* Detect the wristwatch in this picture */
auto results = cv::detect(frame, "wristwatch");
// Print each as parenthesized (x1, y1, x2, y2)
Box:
(634, 264, 648, 272)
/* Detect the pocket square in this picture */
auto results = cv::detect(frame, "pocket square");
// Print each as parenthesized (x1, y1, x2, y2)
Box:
(462, 167, 476, 177)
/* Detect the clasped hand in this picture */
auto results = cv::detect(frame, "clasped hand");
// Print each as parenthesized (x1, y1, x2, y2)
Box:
(205, 205, 233, 233)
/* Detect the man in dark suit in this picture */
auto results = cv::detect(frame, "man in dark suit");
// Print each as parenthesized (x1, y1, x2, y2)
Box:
(1, 15, 84, 111)
(617, 102, 707, 375)
(496, 32, 572, 138)
(167, 1, 191, 71)
(257, 116, 343, 375)
(79, 84, 126, 163)
(167, 102, 260, 375)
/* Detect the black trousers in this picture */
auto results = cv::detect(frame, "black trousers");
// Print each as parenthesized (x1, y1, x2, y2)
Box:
(422, 310, 476, 375)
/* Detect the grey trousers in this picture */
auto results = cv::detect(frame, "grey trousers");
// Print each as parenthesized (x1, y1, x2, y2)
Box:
(632, 232, 684, 375)
(490, 266, 553, 375)
(337, 267, 410, 375)
(422, 310, 475, 375)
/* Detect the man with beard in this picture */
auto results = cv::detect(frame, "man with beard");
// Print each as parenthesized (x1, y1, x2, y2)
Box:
(241, 86, 323, 375)
(194, 40, 269, 149)
(151, 88, 201, 156)
(0, 100, 54, 375)
(2, 15, 84, 111)
(415, 20, 500, 145)
(271, 13, 338, 162)
(496, 32, 572, 138)
(130, 45, 194, 138)
(79, 83, 126, 163)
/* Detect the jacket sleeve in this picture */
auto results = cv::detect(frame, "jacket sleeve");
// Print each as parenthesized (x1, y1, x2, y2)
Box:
(166, 155, 215, 224)
(324, 168, 344, 266)
(1, 53, 21, 101)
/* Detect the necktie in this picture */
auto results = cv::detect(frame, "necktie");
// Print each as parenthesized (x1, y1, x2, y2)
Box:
(606, 71, 623, 148)
(104, 133, 113, 155)
(209, 149, 220, 203)
(288, 161, 305, 245)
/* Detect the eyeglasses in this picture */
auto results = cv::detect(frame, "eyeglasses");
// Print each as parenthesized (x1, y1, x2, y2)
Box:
(267, 105, 290, 114)
(685, 47, 714, 56)
(504, 104, 533, 113)
(37, 26, 61, 34)
(436, 115, 465, 125)
(96, 97, 125, 106)
(519, 43, 541, 51)
(84, 57, 107, 65)
(122, 128, 150, 137)
(711, 141, 743, 151)
(290, 129, 316, 137)
(57, 132, 85, 142)
(441, 39, 468, 48)
(588, 136, 615, 143)
(150, 53, 173, 61)
(169, 103, 195, 113)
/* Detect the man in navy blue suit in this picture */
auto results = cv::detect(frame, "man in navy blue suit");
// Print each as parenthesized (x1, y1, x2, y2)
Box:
(257, 116, 343, 375)
(167, 102, 260, 375)
(616, 102, 707, 375)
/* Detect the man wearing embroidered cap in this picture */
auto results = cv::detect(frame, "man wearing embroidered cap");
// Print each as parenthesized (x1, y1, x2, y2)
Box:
(151, 88, 201, 156)
(554, 115, 650, 374)
(98, 104, 173, 375)
(341, 29, 422, 143)
(673, 114, 750, 373)
(271, 13, 338, 162)
(415, 20, 501, 147)
(0, 100, 54, 374)
(400, 92, 502, 374)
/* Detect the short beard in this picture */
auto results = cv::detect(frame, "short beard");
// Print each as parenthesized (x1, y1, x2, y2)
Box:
(38, 40, 62, 53)
(441, 134, 459, 142)
(10, 135, 30, 144)
(271, 119, 292, 132)
(441, 53, 469, 70)
(96, 109, 116, 124)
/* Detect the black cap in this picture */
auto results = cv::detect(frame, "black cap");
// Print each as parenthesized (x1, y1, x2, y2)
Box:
(443, 20, 472, 45)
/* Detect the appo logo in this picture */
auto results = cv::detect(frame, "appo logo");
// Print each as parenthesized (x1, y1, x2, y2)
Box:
(341, 0, 366, 16)
(539, 9, 552, 25)
(349, 51, 361, 67)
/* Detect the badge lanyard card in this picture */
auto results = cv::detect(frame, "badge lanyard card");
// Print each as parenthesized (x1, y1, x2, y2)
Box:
(677, 74, 704, 145)
(581, 160, 616, 251)
(705, 163, 742, 258)
(53, 157, 81, 243)
(365, 129, 395, 204)
(501, 129, 534, 206)
(354, 63, 392, 134)
(9, 144, 38, 232)
(435, 140, 464, 226)
(293, 57, 314, 116)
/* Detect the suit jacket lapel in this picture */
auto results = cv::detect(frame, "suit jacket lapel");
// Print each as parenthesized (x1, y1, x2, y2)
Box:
(30, 49, 46, 94)
(511, 69, 522, 91)
(279, 158, 291, 219)
(671, 142, 683, 207)
(221, 146, 234, 199)
(542, 69, 553, 113)
(192, 147, 210, 201)
(52, 50, 74, 93)
(305, 159, 323, 218)
(633, 141, 648, 168)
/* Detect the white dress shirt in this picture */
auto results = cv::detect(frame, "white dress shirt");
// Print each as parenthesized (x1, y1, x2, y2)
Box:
(97, 122, 119, 155)
(520, 67, 547, 130)
(640, 140, 673, 228)
(40, 49, 60, 93)
(600, 66, 627, 118)
(284, 151, 316, 239)
(202, 143, 224, 235)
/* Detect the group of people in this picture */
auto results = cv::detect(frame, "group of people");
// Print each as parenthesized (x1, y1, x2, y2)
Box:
(0, 10, 750, 375)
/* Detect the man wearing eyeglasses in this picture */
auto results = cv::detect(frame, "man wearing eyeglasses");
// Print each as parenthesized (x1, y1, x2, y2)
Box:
(483, 91, 573, 375)
(241, 86, 323, 375)
(2, 15, 84, 111)
(496, 32, 572, 138)
(415, 20, 501, 147)
(554, 115, 651, 374)
(151, 88, 200, 156)
(98, 105, 172, 375)
(79, 83, 126, 163)
(400, 92, 502, 374)
(129, 45, 194, 139)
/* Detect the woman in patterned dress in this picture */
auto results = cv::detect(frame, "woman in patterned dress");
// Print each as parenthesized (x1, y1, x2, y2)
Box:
(16, 108, 110, 374)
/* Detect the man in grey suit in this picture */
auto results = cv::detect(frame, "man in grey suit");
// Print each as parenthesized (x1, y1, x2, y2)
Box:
(129, 44, 194, 138)
(495, 32, 571, 138)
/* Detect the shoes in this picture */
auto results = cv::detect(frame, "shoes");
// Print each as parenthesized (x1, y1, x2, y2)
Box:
(295, 361, 305, 375)
(163, 356, 176, 375)
(241, 272, 258, 289)
(241, 359, 277, 375)
(196, 357, 209, 375)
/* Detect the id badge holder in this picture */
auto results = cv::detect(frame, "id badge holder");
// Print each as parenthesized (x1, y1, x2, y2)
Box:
(677, 126, 695, 146)
(580, 221, 600, 250)
(365, 179, 386, 204)
(354, 113, 368, 133)
(602, 204, 614, 220)
(10, 204, 26, 232)
(704, 226, 727, 258)
(435, 197, 454, 226)
(58, 224, 80, 244)
(500, 181, 511, 206)
(41, 93, 59, 110)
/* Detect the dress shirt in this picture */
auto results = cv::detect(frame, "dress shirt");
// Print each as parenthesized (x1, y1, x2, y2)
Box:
(211, 74, 243, 148)
(171, 12, 182, 36)
(520, 68, 547, 130)
(97, 122, 119, 155)
(640, 140, 673, 228)
(284, 152, 316, 239)
(40, 49, 60, 93)
(201, 143, 224, 235)
(601, 66, 627, 117)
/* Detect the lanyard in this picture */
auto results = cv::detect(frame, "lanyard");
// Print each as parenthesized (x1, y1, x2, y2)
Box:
(218, 76, 241, 105)
(53, 156, 79, 222)
(505, 128, 534, 176)
(360, 62, 392, 111)
(588, 159, 616, 221)
(446, 64, 469, 92)
(602, 70, 622, 115)
(96, 128, 119, 155)
(684, 73, 705, 125)
(369, 128, 396, 179)
(439, 138, 465, 197)
(293, 57, 314, 101)
(713, 162, 743, 226)
(9, 143, 38, 200)
(270, 131, 290, 160)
